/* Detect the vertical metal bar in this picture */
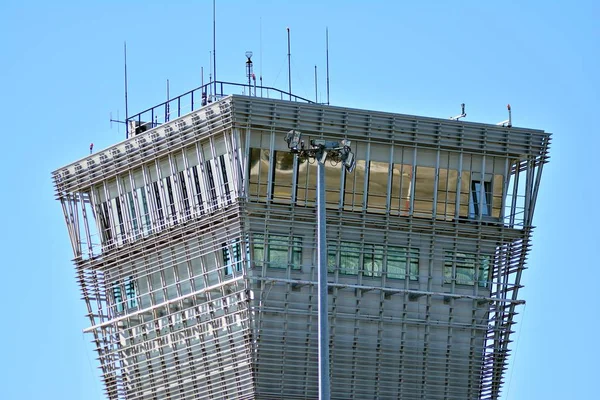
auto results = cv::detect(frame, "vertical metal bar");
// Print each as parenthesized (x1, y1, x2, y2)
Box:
(523, 158, 534, 225)
(409, 147, 417, 215)
(386, 145, 393, 214)
(455, 152, 463, 220)
(529, 156, 546, 220)
(317, 160, 330, 400)
(291, 153, 299, 204)
(479, 155, 487, 220)
(509, 163, 520, 227)
(363, 141, 371, 211)
(500, 158, 510, 222)
(432, 148, 440, 219)
(127, 170, 141, 239)
(141, 164, 157, 234)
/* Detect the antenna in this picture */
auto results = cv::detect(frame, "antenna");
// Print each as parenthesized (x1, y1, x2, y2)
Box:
(166, 79, 170, 122)
(109, 110, 123, 134)
(314, 65, 318, 103)
(496, 104, 512, 127)
(124, 41, 129, 138)
(209, 51, 213, 99)
(213, 0, 217, 98)
(246, 51, 254, 96)
(450, 103, 467, 120)
(326, 28, 330, 105)
(287, 27, 292, 100)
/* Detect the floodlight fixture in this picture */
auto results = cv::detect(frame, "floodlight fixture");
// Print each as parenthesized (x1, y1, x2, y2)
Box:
(285, 130, 302, 152)
(342, 149, 355, 173)
(317, 149, 328, 164)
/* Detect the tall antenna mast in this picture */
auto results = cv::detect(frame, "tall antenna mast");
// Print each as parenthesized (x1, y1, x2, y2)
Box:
(287, 27, 292, 100)
(213, 0, 217, 98)
(124, 41, 129, 138)
(326, 28, 330, 105)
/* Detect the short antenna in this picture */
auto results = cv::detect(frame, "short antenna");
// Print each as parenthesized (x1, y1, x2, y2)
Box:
(287, 27, 292, 100)
(326, 28, 330, 105)
(314, 65, 318, 103)
(166, 79, 170, 122)
(209, 51, 213, 98)
(109, 110, 122, 134)
(124, 41, 129, 138)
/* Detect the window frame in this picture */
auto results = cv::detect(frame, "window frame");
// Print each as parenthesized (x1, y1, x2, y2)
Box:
(328, 242, 419, 280)
(223, 241, 243, 276)
(470, 180, 493, 218)
(253, 234, 302, 270)
(444, 251, 490, 287)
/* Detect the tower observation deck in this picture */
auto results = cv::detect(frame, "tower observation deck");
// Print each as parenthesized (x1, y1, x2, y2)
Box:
(53, 81, 550, 399)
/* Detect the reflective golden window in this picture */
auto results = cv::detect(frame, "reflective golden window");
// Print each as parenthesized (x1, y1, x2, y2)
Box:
(367, 161, 389, 213)
(343, 160, 366, 211)
(296, 158, 317, 206)
(390, 164, 412, 215)
(272, 151, 295, 202)
(413, 166, 435, 217)
(248, 148, 270, 200)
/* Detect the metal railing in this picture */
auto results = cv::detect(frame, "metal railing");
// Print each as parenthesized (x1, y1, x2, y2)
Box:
(126, 81, 316, 137)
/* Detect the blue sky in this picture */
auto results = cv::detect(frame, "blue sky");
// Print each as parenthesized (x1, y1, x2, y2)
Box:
(0, 1, 597, 399)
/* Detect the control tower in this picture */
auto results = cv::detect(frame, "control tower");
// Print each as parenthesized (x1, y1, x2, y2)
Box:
(53, 83, 550, 399)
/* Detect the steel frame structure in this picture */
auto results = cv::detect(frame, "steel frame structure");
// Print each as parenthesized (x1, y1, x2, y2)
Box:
(53, 95, 550, 399)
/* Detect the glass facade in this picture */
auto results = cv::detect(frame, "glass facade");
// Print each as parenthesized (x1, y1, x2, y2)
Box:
(247, 145, 505, 221)
(94, 138, 237, 248)
(328, 242, 419, 280)
(443, 251, 491, 287)
(252, 234, 302, 270)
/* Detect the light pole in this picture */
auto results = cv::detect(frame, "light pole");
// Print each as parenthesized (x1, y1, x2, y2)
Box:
(285, 130, 355, 400)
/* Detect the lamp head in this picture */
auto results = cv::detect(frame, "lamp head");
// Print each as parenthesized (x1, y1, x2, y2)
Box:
(285, 130, 302, 152)
(342, 149, 355, 173)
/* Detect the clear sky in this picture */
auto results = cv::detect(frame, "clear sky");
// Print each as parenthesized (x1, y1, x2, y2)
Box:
(0, 1, 597, 399)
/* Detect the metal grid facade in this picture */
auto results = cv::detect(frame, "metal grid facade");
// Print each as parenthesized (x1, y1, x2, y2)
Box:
(53, 95, 550, 399)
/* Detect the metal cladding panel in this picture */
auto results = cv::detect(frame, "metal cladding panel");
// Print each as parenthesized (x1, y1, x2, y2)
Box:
(229, 95, 550, 161)
(245, 203, 517, 399)
(52, 99, 235, 196)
